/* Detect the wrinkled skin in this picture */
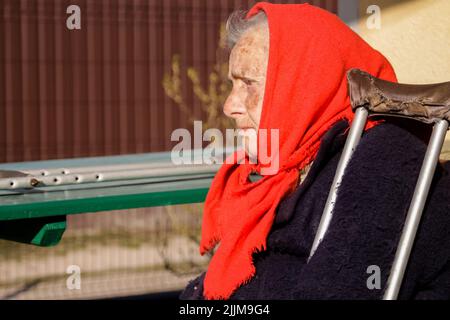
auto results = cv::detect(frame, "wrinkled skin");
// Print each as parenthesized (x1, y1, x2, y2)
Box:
(223, 23, 269, 158)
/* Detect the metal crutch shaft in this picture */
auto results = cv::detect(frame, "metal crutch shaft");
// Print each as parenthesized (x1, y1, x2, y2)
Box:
(308, 107, 369, 261)
(383, 119, 449, 300)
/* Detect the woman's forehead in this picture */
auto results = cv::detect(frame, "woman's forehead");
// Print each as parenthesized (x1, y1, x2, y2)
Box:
(229, 27, 269, 76)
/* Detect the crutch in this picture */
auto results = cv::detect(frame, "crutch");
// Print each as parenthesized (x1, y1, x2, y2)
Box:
(307, 68, 450, 300)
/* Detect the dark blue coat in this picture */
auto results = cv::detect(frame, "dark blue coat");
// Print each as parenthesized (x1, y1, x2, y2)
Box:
(180, 119, 450, 300)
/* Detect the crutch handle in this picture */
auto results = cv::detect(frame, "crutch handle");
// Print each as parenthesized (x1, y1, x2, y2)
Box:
(347, 69, 450, 124)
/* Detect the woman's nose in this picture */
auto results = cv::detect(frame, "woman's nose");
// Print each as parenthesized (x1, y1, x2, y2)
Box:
(223, 92, 246, 119)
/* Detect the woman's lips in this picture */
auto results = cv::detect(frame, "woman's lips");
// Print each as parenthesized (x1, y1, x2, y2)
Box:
(237, 125, 255, 131)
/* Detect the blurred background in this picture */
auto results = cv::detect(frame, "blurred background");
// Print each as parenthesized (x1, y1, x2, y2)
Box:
(0, 0, 449, 299)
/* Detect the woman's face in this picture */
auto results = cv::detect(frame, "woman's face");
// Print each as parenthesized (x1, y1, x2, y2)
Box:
(223, 24, 269, 159)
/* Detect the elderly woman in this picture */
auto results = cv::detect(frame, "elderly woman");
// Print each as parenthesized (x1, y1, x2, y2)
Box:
(180, 3, 450, 300)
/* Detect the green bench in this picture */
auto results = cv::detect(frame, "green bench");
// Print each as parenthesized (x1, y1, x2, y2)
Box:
(0, 150, 218, 247)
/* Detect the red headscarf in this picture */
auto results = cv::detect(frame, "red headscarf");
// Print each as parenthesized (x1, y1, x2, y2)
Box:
(199, 2, 397, 300)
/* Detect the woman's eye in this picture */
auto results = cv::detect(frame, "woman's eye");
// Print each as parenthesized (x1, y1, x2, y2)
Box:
(242, 79, 254, 86)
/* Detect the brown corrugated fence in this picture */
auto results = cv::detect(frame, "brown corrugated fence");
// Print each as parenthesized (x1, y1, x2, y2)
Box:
(0, 0, 337, 163)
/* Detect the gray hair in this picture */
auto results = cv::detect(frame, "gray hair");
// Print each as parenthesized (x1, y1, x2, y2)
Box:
(225, 10, 268, 49)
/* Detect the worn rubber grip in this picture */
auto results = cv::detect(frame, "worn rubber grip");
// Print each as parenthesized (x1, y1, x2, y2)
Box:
(347, 68, 450, 124)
